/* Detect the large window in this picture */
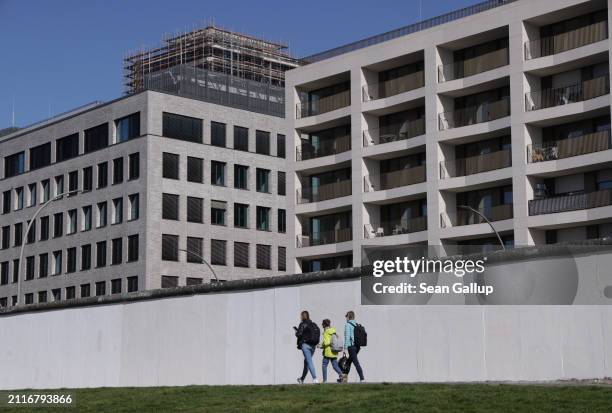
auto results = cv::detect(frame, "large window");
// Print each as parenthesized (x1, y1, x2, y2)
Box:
(56, 133, 79, 162)
(211, 239, 226, 266)
(187, 196, 203, 223)
(211, 161, 225, 186)
(81, 244, 91, 271)
(256, 130, 270, 155)
(186, 237, 203, 263)
(30, 143, 51, 170)
(39, 253, 48, 278)
(127, 276, 138, 292)
(67, 248, 77, 273)
(211, 200, 227, 226)
(211, 121, 226, 147)
(2, 191, 10, 214)
(115, 112, 140, 142)
(128, 235, 139, 262)
(162, 234, 179, 261)
(234, 242, 249, 268)
(234, 203, 249, 228)
(256, 168, 270, 193)
(256, 206, 270, 231)
(113, 157, 124, 185)
(162, 112, 203, 143)
(111, 238, 123, 265)
(234, 164, 248, 190)
(162, 194, 179, 220)
(83, 167, 93, 192)
(53, 212, 63, 238)
(277, 134, 286, 158)
(278, 171, 286, 196)
(234, 126, 249, 151)
(278, 246, 286, 271)
(97, 162, 108, 188)
(278, 209, 286, 233)
(96, 241, 106, 267)
(163, 153, 180, 180)
(129, 153, 140, 180)
(53, 253, 62, 275)
(84, 123, 109, 153)
(187, 157, 203, 183)
(256, 244, 271, 270)
(4, 152, 24, 178)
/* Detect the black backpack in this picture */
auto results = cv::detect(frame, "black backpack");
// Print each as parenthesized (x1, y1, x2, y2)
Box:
(353, 322, 367, 347)
(306, 321, 320, 346)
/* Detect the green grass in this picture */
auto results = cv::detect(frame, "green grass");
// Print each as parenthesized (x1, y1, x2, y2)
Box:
(2, 383, 611, 413)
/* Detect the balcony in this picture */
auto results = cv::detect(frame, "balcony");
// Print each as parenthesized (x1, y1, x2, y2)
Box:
(297, 180, 352, 204)
(296, 135, 351, 161)
(441, 204, 513, 227)
(364, 165, 426, 192)
(525, 75, 609, 111)
(362, 118, 425, 146)
(297, 228, 353, 247)
(362, 71, 424, 101)
(440, 149, 511, 178)
(438, 48, 509, 82)
(439, 97, 510, 130)
(525, 21, 608, 60)
(528, 131, 611, 163)
(364, 216, 427, 238)
(528, 189, 612, 216)
(296, 90, 351, 118)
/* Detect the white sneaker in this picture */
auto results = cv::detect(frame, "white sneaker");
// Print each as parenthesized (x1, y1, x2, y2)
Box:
(313, 379, 319, 384)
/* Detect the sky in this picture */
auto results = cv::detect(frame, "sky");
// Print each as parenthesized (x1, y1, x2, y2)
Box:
(0, 0, 482, 129)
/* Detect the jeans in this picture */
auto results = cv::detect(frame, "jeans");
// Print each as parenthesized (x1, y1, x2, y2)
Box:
(322, 357, 342, 382)
(300, 343, 317, 380)
(347, 345, 364, 380)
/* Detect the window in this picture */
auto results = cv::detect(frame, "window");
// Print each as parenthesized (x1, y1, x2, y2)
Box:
(278, 246, 286, 271)
(112, 198, 123, 224)
(30, 142, 51, 170)
(211, 161, 225, 186)
(38, 291, 47, 303)
(25, 293, 34, 305)
(234, 126, 249, 151)
(278, 209, 286, 233)
(81, 244, 91, 270)
(53, 212, 63, 238)
(56, 133, 79, 162)
(111, 238, 123, 265)
(12, 259, 19, 282)
(28, 183, 36, 207)
(52, 288, 61, 302)
(95, 281, 106, 297)
(161, 276, 179, 288)
(14, 223, 22, 246)
(2, 191, 10, 214)
(25, 256, 35, 280)
(186, 277, 202, 286)
(163, 112, 203, 143)
(97, 202, 107, 228)
(211, 239, 226, 265)
(68, 209, 77, 234)
(40, 216, 49, 240)
(211, 121, 226, 147)
(128, 234, 139, 262)
(66, 286, 76, 300)
(83, 167, 93, 192)
(5, 151, 25, 178)
(80, 284, 90, 298)
(15, 187, 24, 210)
(67, 247, 77, 273)
(127, 276, 138, 292)
(256, 206, 270, 231)
(187, 157, 203, 183)
(234, 164, 248, 189)
(187, 196, 203, 223)
(256, 244, 271, 270)
(96, 241, 107, 268)
(0, 297, 6, 307)
(162, 194, 179, 220)
(128, 194, 139, 221)
(162, 234, 179, 261)
(128, 153, 140, 180)
(53, 251, 62, 275)
(1, 226, 9, 249)
(41, 180, 50, 202)
(39, 253, 48, 278)
(234, 203, 249, 228)
(278, 171, 286, 196)
(26, 220, 35, 244)
(111, 278, 122, 294)
(97, 162, 108, 188)
(84, 123, 109, 153)
(82, 206, 92, 231)
(116, 112, 140, 142)
(0, 262, 8, 285)
(55, 175, 64, 196)
(211, 200, 227, 225)
(234, 242, 249, 268)
(256, 168, 270, 193)
(277, 134, 286, 158)
(113, 157, 124, 184)
(186, 237, 203, 263)
(163, 152, 180, 179)
(68, 171, 78, 194)
(256, 130, 270, 155)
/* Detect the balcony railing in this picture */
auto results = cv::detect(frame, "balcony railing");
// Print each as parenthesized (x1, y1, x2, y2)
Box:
(363, 118, 425, 146)
(364, 216, 428, 238)
(440, 149, 512, 178)
(525, 20, 609, 60)
(526, 75, 610, 111)
(297, 228, 353, 247)
(297, 180, 352, 204)
(362, 70, 425, 101)
(527, 130, 611, 163)
(439, 96, 510, 130)
(529, 188, 612, 216)
(441, 204, 513, 228)
(364, 165, 426, 192)
(296, 135, 351, 161)
(297, 90, 351, 118)
(438, 48, 509, 82)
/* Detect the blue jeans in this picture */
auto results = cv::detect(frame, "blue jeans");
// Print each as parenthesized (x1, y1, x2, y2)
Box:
(300, 343, 317, 380)
(322, 357, 342, 382)
(347, 345, 364, 380)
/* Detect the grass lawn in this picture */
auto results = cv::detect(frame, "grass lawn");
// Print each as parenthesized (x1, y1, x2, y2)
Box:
(2, 383, 611, 412)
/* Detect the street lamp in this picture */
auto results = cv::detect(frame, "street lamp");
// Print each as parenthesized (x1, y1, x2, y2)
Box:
(457, 205, 506, 251)
(16, 189, 82, 305)
(179, 248, 220, 283)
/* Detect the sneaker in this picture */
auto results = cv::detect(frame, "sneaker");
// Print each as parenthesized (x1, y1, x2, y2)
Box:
(336, 378, 343, 383)
(313, 379, 319, 384)
(297, 378, 304, 384)
(359, 379, 366, 383)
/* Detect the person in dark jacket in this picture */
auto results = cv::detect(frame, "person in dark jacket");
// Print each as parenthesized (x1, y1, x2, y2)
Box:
(294, 310, 318, 383)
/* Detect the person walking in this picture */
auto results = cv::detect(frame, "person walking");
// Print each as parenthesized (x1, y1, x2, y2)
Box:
(319, 319, 343, 383)
(343, 310, 365, 383)
(294, 310, 319, 384)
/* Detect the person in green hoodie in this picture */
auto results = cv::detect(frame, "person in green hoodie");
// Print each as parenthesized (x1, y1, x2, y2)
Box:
(319, 319, 343, 383)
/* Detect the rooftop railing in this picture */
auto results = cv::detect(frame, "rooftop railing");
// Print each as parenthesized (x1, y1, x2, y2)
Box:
(439, 96, 510, 130)
(438, 48, 509, 82)
(441, 204, 513, 228)
(296, 180, 352, 204)
(527, 130, 611, 163)
(525, 20, 608, 60)
(364, 216, 428, 238)
(525, 75, 609, 111)
(364, 165, 426, 192)
(296, 90, 351, 118)
(296, 135, 351, 161)
(362, 70, 424, 101)
(362, 118, 425, 146)
(296, 228, 353, 247)
(440, 149, 511, 178)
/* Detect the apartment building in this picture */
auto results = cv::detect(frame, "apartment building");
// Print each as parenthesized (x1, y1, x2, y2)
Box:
(286, 0, 612, 272)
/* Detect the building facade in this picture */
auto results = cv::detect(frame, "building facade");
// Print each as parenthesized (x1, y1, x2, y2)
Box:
(286, 0, 612, 272)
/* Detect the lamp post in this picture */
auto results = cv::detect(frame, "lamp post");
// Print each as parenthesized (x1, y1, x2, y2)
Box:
(179, 248, 220, 283)
(16, 189, 82, 305)
(457, 205, 506, 251)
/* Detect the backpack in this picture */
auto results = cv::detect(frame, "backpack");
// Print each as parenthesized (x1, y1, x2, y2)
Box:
(306, 321, 320, 346)
(331, 333, 343, 352)
(352, 322, 368, 347)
